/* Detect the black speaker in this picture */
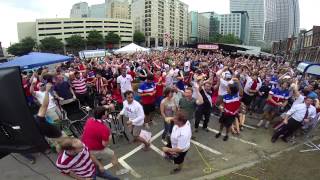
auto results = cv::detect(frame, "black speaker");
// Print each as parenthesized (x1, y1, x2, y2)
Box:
(0, 67, 48, 155)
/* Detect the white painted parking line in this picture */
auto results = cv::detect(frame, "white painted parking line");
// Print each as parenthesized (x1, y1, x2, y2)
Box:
(199, 124, 258, 147)
(104, 130, 164, 170)
(191, 140, 222, 155)
(243, 124, 257, 130)
(119, 159, 142, 178)
(150, 144, 165, 156)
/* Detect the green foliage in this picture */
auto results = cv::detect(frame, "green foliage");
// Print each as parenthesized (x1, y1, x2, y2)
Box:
(105, 32, 121, 45)
(209, 33, 223, 43)
(86, 30, 104, 48)
(133, 31, 145, 45)
(39, 37, 64, 53)
(209, 33, 241, 44)
(65, 35, 86, 54)
(7, 37, 36, 56)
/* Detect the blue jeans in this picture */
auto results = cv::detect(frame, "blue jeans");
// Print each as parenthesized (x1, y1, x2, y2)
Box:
(93, 168, 119, 180)
(162, 121, 173, 140)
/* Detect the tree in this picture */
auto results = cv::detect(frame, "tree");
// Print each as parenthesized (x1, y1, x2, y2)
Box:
(105, 32, 121, 48)
(7, 37, 36, 56)
(65, 35, 86, 54)
(209, 33, 223, 43)
(219, 34, 241, 44)
(39, 37, 64, 53)
(133, 31, 145, 46)
(86, 30, 104, 49)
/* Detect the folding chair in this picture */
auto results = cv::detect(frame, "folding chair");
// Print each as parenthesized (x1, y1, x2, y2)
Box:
(300, 113, 320, 153)
(105, 111, 130, 144)
(61, 99, 89, 122)
(69, 120, 86, 138)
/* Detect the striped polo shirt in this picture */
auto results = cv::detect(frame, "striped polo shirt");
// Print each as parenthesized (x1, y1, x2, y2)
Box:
(223, 93, 241, 116)
(71, 77, 87, 94)
(56, 145, 96, 178)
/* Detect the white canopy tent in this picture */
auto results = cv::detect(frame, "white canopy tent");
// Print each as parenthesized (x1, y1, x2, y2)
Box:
(114, 43, 149, 54)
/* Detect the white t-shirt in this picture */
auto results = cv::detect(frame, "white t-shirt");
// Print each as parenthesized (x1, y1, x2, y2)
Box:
(170, 121, 192, 152)
(120, 100, 145, 126)
(218, 78, 233, 96)
(34, 91, 56, 109)
(184, 61, 191, 72)
(117, 74, 133, 93)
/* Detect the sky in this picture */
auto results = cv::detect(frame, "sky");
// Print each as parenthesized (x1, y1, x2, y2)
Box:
(0, 0, 319, 47)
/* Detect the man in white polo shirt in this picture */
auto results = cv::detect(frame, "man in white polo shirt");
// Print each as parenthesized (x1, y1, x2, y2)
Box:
(117, 68, 133, 99)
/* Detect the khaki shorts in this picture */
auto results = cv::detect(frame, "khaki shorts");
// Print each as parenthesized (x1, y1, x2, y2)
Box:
(131, 125, 143, 137)
(47, 107, 62, 122)
(91, 147, 115, 159)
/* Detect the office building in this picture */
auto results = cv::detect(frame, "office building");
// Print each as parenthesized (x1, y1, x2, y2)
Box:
(189, 11, 209, 44)
(0, 42, 4, 57)
(90, 3, 106, 18)
(17, 18, 133, 47)
(106, 0, 130, 19)
(131, 0, 189, 47)
(219, 11, 250, 45)
(230, 0, 264, 46)
(264, 0, 300, 42)
(200, 12, 220, 37)
(70, 2, 90, 18)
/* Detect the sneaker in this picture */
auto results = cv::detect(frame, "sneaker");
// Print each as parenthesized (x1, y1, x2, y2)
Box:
(116, 168, 130, 176)
(161, 139, 168, 145)
(240, 125, 244, 131)
(215, 133, 221, 138)
(264, 121, 270, 129)
(257, 120, 264, 128)
(170, 168, 181, 174)
(202, 128, 209, 132)
(223, 135, 229, 141)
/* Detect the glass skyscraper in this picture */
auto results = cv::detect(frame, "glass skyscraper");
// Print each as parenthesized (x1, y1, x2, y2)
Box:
(230, 0, 264, 46)
(264, 0, 300, 42)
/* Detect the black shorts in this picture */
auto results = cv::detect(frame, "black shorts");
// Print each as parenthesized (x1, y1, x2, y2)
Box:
(166, 143, 188, 164)
(143, 104, 155, 115)
(35, 116, 62, 138)
(242, 93, 254, 106)
(219, 114, 236, 128)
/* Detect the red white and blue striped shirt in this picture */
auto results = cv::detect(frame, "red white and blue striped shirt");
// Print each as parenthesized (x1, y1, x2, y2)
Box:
(223, 93, 241, 116)
(56, 145, 96, 178)
(267, 87, 290, 106)
(138, 82, 156, 105)
(71, 77, 87, 94)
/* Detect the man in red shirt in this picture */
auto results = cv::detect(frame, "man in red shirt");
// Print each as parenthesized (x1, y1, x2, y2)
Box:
(82, 106, 128, 175)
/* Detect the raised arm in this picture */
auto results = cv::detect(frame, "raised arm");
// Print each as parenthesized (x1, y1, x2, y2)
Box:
(37, 83, 52, 117)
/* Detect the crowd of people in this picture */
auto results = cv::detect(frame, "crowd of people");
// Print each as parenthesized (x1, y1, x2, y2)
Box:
(20, 49, 320, 179)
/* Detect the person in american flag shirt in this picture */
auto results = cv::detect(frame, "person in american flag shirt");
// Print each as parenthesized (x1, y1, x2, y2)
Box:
(216, 78, 243, 141)
(56, 137, 119, 180)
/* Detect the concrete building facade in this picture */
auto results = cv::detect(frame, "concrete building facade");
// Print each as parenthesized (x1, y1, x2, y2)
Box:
(219, 11, 250, 45)
(230, 0, 264, 46)
(264, 0, 300, 42)
(17, 18, 133, 47)
(131, 0, 189, 47)
(106, 0, 130, 19)
(189, 11, 209, 44)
